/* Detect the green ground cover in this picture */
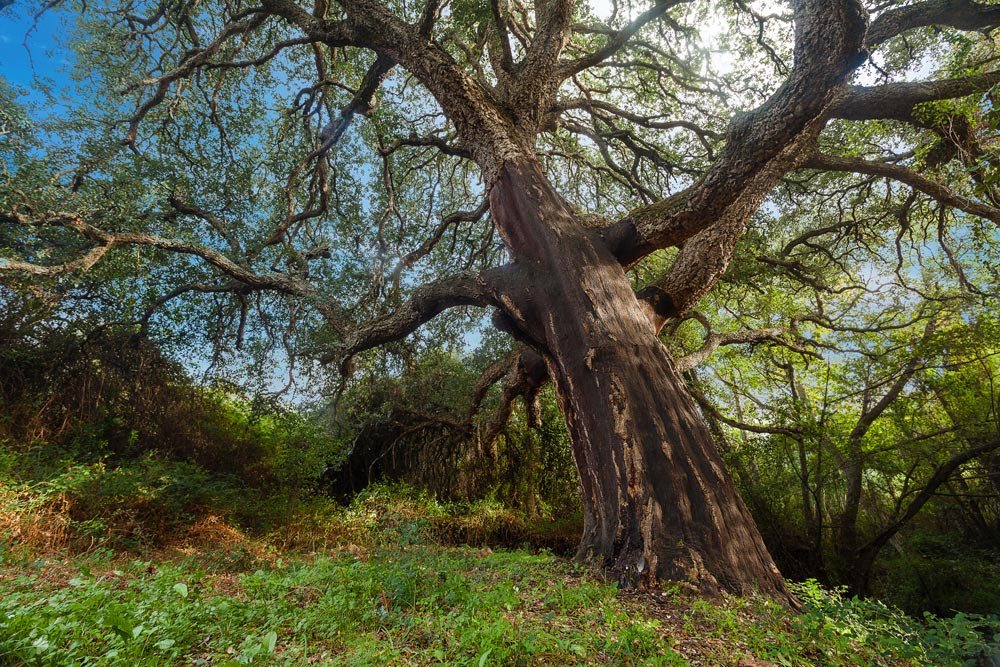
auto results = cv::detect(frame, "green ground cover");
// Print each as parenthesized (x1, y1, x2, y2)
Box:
(2, 489, 998, 667)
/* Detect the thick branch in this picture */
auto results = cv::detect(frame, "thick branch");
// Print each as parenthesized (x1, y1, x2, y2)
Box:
(487, 0, 515, 76)
(474, 348, 547, 445)
(520, 0, 574, 80)
(867, 0, 1000, 48)
(0, 244, 112, 276)
(600, 0, 868, 263)
(261, 0, 527, 175)
(324, 271, 500, 370)
(336, 0, 528, 174)
(828, 71, 1000, 122)
(468, 350, 521, 419)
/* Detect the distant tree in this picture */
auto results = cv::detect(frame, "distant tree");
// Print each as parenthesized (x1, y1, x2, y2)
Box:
(3, 0, 1000, 600)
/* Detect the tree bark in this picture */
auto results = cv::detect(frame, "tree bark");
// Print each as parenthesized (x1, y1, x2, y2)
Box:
(489, 158, 791, 601)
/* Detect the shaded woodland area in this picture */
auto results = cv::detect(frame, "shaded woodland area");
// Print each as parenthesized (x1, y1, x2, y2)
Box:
(3, 282, 1000, 618)
(3, 0, 1000, 661)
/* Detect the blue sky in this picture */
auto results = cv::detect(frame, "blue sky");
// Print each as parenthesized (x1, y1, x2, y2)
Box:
(1, 6, 71, 92)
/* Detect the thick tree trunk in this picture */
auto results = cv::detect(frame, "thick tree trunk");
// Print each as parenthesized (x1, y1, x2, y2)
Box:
(489, 158, 791, 601)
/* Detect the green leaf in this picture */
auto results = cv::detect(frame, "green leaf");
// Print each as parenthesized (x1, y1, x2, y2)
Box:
(262, 630, 278, 654)
(478, 648, 492, 667)
(104, 611, 134, 641)
(173, 582, 189, 598)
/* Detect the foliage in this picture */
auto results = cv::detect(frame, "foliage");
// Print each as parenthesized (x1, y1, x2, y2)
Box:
(0, 292, 349, 547)
(791, 579, 1000, 667)
(0, 457, 237, 553)
(871, 536, 1000, 617)
(275, 481, 578, 556)
(330, 349, 579, 519)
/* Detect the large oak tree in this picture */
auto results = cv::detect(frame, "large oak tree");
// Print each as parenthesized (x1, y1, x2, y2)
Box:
(2, 0, 1000, 601)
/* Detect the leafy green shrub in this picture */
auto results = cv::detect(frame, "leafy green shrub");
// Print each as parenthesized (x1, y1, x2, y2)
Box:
(791, 578, 1000, 667)
(0, 299, 347, 528)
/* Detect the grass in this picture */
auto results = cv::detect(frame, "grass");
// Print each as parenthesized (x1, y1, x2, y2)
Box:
(1, 544, 685, 666)
(2, 482, 999, 666)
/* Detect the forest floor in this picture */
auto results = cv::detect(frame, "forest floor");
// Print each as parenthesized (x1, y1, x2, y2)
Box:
(2, 489, 998, 666)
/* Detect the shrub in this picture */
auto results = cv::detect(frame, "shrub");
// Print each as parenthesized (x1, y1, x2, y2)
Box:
(791, 578, 1000, 667)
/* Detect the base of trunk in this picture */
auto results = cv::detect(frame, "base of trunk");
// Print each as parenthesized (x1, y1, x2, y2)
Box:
(554, 340, 793, 604)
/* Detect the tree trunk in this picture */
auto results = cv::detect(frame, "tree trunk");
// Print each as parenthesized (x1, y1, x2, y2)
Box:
(489, 158, 791, 601)
(836, 455, 864, 577)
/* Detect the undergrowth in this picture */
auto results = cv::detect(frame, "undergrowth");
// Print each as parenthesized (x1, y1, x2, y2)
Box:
(3, 482, 999, 666)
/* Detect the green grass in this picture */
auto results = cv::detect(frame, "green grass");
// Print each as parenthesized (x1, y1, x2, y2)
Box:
(4, 538, 999, 666)
(0, 544, 687, 666)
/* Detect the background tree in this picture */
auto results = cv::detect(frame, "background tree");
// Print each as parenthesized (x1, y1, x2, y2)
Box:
(2, 0, 999, 600)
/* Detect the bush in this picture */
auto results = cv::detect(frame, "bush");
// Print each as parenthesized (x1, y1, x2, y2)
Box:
(0, 455, 241, 553)
(791, 579, 1000, 667)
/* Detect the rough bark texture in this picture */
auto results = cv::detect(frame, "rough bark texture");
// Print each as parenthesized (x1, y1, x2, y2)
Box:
(489, 159, 790, 600)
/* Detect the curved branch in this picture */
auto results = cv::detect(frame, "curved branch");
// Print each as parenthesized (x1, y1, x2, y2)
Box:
(688, 382, 804, 437)
(468, 350, 521, 419)
(804, 151, 1000, 224)
(258, 53, 395, 251)
(380, 133, 473, 160)
(335, 0, 527, 174)
(168, 193, 244, 256)
(475, 348, 548, 446)
(675, 326, 788, 373)
(487, 0, 515, 76)
(324, 270, 501, 370)
(0, 209, 345, 328)
(137, 281, 247, 337)
(389, 199, 490, 290)
(858, 436, 1000, 559)
(867, 0, 1000, 48)
(559, 0, 686, 76)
